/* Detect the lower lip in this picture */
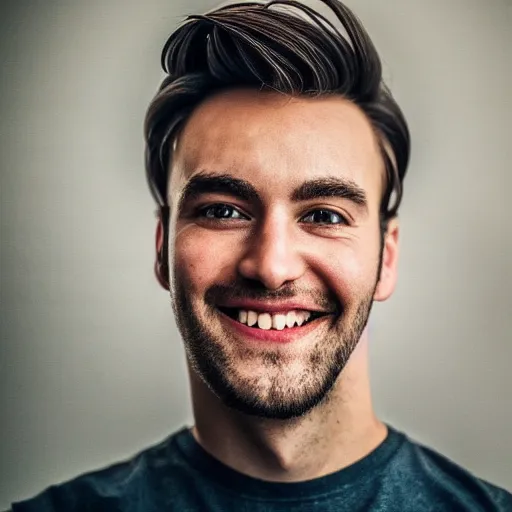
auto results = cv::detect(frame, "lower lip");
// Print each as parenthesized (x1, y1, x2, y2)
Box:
(218, 310, 329, 344)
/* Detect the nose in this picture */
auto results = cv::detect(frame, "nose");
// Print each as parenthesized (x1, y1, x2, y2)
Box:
(237, 211, 306, 290)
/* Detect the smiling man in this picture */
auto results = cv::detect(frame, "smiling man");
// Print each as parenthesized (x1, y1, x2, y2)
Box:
(167, 90, 389, 429)
(8, 0, 511, 511)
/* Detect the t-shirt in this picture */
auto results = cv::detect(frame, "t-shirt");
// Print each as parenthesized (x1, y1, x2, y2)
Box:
(8, 425, 512, 511)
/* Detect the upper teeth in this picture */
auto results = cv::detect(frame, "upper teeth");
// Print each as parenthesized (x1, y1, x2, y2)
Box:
(237, 310, 312, 330)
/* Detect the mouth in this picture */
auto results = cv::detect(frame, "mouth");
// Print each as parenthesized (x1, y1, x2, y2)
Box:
(218, 307, 327, 329)
(216, 306, 332, 343)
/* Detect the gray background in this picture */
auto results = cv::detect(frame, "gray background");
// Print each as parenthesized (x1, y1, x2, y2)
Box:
(1, 0, 510, 508)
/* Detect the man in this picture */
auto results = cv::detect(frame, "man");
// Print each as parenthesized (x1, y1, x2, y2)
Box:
(8, 0, 511, 510)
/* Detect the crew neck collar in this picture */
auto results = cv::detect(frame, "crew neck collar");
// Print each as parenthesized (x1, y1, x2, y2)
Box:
(172, 424, 406, 502)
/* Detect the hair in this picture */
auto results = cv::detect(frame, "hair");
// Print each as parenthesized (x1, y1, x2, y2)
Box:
(144, 0, 410, 230)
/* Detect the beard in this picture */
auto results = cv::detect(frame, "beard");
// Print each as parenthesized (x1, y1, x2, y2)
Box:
(170, 267, 379, 421)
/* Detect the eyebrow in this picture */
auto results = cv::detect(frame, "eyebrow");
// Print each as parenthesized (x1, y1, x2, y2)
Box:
(177, 172, 259, 214)
(177, 171, 368, 214)
(291, 177, 367, 210)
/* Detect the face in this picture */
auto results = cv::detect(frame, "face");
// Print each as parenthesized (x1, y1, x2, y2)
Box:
(158, 89, 399, 420)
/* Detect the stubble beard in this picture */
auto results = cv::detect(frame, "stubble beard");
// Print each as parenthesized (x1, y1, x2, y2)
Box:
(171, 274, 378, 420)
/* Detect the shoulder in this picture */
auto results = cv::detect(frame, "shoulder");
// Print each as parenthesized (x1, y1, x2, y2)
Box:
(386, 427, 512, 511)
(9, 427, 191, 512)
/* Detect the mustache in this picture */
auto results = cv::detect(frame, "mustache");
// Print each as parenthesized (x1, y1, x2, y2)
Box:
(204, 281, 340, 314)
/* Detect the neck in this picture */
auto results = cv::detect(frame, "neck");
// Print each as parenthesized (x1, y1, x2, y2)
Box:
(189, 332, 387, 482)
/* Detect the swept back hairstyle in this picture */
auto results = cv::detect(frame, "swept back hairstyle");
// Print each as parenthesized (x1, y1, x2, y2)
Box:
(144, 0, 410, 227)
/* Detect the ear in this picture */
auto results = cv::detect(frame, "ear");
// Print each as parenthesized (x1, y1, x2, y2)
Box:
(373, 217, 399, 302)
(154, 211, 170, 291)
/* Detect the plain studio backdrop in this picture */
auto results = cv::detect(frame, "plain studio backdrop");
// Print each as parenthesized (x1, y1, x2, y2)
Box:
(0, 0, 510, 507)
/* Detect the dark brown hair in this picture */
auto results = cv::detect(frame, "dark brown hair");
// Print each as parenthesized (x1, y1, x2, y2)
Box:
(144, 0, 410, 226)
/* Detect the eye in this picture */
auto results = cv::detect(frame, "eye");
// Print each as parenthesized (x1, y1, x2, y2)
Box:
(198, 203, 249, 220)
(301, 209, 348, 225)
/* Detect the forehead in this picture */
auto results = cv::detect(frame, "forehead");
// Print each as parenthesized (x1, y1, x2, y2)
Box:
(171, 89, 383, 202)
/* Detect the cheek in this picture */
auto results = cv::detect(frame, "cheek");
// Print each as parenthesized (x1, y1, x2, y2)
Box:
(307, 236, 380, 302)
(172, 226, 242, 293)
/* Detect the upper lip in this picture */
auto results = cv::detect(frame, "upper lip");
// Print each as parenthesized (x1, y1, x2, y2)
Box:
(217, 299, 333, 314)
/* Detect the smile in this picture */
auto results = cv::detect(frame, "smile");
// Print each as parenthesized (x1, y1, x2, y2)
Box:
(214, 307, 331, 343)
(217, 307, 329, 334)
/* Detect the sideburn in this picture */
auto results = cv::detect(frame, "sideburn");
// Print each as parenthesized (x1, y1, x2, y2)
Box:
(158, 205, 171, 286)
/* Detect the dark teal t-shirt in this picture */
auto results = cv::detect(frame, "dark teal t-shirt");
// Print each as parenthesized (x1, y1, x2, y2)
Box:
(9, 425, 512, 511)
